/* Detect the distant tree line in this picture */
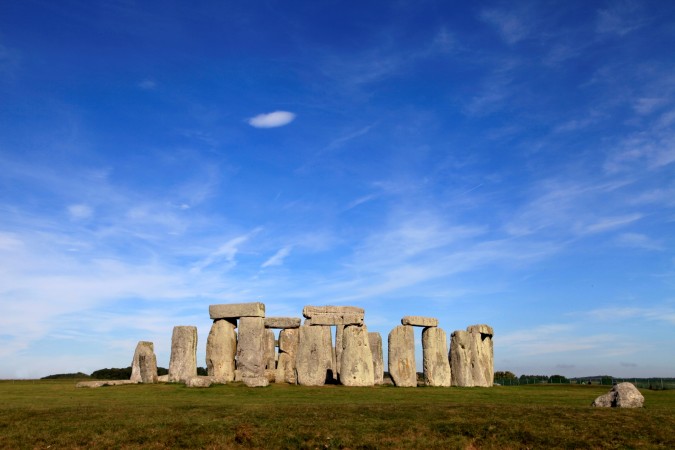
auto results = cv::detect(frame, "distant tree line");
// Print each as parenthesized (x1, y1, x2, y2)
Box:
(42, 366, 209, 380)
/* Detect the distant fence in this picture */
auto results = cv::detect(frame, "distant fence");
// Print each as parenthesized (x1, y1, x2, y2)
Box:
(494, 377, 675, 390)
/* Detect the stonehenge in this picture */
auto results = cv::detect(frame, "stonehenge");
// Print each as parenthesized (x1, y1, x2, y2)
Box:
(121, 301, 494, 390)
(130, 341, 158, 383)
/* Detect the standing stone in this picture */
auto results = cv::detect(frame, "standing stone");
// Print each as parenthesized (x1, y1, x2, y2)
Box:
(237, 317, 266, 381)
(276, 328, 299, 384)
(467, 324, 494, 387)
(296, 325, 331, 386)
(130, 341, 158, 383)
(264, 329, 276, 370)
(450, 330, 473, 387)
(368, 332, 384, 385)
(209, 302, 265, 319)
(321, 325, 336, 382)
(335, 325, 345, 379)
(422, 327, 451, 387)
(169, 326, 198, 383)
(206, 319, 237, 382)
(340, 325, 374, 386)
(388, 325, 416, 387)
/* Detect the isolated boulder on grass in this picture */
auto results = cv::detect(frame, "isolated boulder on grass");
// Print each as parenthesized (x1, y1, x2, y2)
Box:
(592, 382, 644, 408)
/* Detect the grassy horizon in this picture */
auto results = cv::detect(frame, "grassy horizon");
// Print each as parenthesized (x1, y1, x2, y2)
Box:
(1, 380, 674, 448)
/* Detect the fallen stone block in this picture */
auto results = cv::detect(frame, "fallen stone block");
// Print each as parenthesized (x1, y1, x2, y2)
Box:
(243, 376, 269, 387)
(592, 382, 644, 408)
(185, 376, 213, 388)
(264, 317, 301, 329)
(76, 380, 137, 388)
(401, 316, 439, 327)
(209, 302, 265, 319)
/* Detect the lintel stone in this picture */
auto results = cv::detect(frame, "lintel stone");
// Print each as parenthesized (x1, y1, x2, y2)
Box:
(264, 317, 301, 329)
(401, 316, 438, 327)
(209, 302, 265, 319)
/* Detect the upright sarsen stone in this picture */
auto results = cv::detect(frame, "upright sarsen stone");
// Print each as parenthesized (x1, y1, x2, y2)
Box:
(368, 332, 384, 385)
(450, 330, 473, 387)
(296, 325, 331, 386)
(206, 319, 237, 382)
(237, 317, 266, 379)
(264, 329, 276, 370)
(467, 324, 494, 387)
(388, 325, 416, 387)
(130, 341, 158, 383)
(169, 326, 198, 383)
(422, 327, 451, 387)
(276, 328, 299, 384)
(340, 325, 374, 386)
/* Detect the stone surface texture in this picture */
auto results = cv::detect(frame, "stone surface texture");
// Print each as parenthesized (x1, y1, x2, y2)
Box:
(237, 317, 266, 378)
(243, 376, 269, 387)
(264, 317, 301, 329)
(169, 326, 198, 383)
(388, 325, 417, 387)
(368, 332, 384, 385)
(264, 329, 276, 370)
(209, 302, 265, 319)
(592, 382, 644, 408)
(275, 328, 299, 384)
(296, 325, 331, 386)
(206, 319, 237, 382)
(422, 327, 451, 387)
(130, 341, 158, 384)
(340, 325, 374, 386)
(468, 324, 494, 387)
(302, 305, 365, 325)
(449, 330, 473, 387)
(185, 376, 213, 388)
(401, 316, 439, 327)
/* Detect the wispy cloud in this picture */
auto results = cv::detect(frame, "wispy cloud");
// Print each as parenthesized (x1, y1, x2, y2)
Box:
(614, 232, 663, 251)
(67, 203, 93, 220)
(596, 1, 646, 36)
(191, 227, 263, 273)
(261, 246, 292, 268)
(248, 111, 296, 128)
(480, 7, 532, 45)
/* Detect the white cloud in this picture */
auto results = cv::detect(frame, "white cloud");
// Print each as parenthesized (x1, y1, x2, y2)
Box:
(67, 204, 93, 220)
(248, 111, 296, 128)
(615, 232, 663, 251)
(261, 246, 292, 268)
(191, 228, 262, 273)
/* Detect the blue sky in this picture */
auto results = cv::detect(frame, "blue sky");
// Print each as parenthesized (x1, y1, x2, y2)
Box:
(1, 0, 674, 379)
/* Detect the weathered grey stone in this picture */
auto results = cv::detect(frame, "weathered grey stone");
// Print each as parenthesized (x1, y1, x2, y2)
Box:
(275, 352, 297, 384)
(130, 341, 158, 384)
(322, 325, 336, 382)
(368, 332, 384, 385)
(237, 317, 266, 378)
(169, 326, 198, 383)
(468, 324, 493, 387)
(340, 325, 374, 386)
(243, 376, 269, 387)
(296, 325, 331, 386)
(264, 317, 301, 329)
(185, 376, 213, 388)
(76, 380, 137, 388)
(388, 325, 416, 387)
(209, 302, 265, 319)
(264, 329, 276, 370)
(422, 327, 451, 387)
(592, 382, 644, 408)
(157, 374, 169, 382)
(335, 325, 345, 378)
(302, 305, 365, 325)
(206, 320, 237, 382)
(279, 328, 299, 355)
(450, 330, 473, 387)
(401, 316, 439, 327)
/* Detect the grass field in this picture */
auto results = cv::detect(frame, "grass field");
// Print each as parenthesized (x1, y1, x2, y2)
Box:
(1, 380, 674, 449)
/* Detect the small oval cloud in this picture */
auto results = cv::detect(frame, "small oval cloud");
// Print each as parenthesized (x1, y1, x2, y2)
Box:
(248, 111, 296, 128)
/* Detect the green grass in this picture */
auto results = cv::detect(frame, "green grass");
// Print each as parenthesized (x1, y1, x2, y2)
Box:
(1, 381, 674, 449)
